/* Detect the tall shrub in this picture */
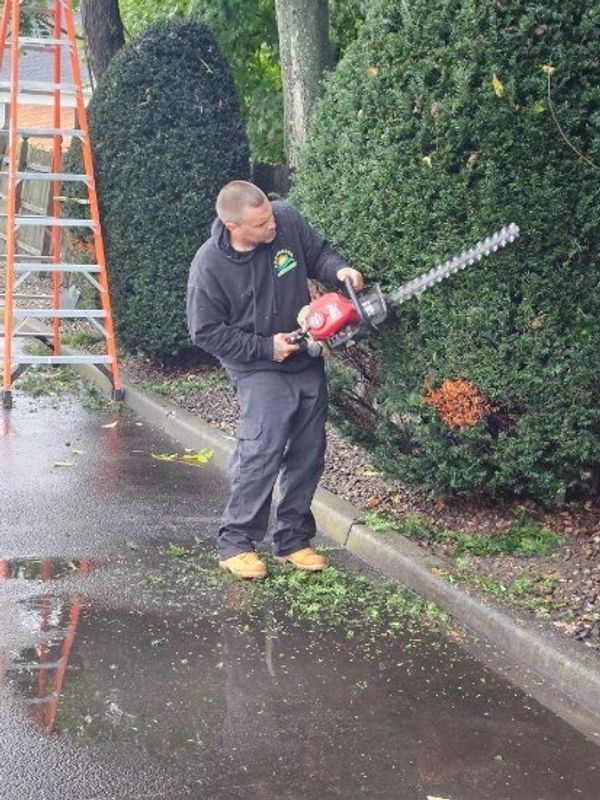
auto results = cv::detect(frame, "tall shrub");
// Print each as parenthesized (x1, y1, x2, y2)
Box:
(65, 19, 250, 358)
(292, 1, 600, 503)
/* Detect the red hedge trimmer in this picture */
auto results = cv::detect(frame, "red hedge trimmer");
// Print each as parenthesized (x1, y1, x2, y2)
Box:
(288, 224, 520, 356)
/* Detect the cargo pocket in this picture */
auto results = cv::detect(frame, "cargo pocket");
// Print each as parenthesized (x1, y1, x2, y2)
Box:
(236, 420, 263, 474)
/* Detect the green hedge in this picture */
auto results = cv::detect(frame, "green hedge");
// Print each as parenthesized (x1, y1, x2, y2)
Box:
(293, 0, 600, 503)
(65, 19, 250, 359)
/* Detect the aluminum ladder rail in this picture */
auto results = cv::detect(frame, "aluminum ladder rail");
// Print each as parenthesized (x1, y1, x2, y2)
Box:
(0, 0, 123, 408)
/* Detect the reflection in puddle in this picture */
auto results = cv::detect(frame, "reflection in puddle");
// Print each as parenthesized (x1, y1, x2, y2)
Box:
(0, 558, 92, 734)
(1, 567, 600, 798)
(0, 558, 93, 581)
(4, 593, 85, 735)
(3, 593, 600, 798)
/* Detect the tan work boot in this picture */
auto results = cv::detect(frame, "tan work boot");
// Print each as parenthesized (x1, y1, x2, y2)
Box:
(275, 547, 327, 572)
(219, 552, 267, 579)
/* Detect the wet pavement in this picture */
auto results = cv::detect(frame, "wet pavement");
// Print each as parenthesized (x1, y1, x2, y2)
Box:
(1, 382, 600, 799)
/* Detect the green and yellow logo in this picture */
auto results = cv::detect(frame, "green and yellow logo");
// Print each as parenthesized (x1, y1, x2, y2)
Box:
(273, 248, 297, 278)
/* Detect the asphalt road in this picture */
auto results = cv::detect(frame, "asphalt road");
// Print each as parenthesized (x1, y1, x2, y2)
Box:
(1, 382, 599, 800)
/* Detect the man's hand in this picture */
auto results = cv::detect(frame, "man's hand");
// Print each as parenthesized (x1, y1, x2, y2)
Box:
(272, 332, 300, 362)
(336, 266, 364, 292)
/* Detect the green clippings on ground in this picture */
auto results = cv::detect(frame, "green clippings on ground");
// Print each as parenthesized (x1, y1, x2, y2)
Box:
(142, 371, 228, 399)
(167, 543, 191, 559)
(454, 567, 577, 621)
(362, 510, 397, 533)
(15, 365, 79, 397)
(182, 552, 451, 634)
(80, 385, 119, 411)
(363, 510, 430, 538)
(22, 339, 50, 356)
(365, 508, 564, 559)
(449, 519, 565, 558)
(61, 330, 104, 349)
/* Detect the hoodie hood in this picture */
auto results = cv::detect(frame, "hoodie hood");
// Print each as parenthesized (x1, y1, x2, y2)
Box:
(211, 217, 258, 264)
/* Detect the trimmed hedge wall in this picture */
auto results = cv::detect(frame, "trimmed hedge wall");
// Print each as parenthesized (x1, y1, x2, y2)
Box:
(292, 0, 600, 503)
(65, 20, 250, 358)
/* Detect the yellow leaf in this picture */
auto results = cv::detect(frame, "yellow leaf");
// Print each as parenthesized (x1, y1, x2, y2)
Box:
(71, 449, 84, 456)
(421, 155, 432, 167)
(180, 449, 215, 466)
(102, 420, 119, 429)
(54, 460, 74, 468)
(366, 65, 379, 78)
(151, 452, 179, 461)
(492, 72, 505, 97)
(530, 101, 546, 115)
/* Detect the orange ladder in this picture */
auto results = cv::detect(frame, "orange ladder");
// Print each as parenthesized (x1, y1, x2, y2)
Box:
(0, 0, 122, 409)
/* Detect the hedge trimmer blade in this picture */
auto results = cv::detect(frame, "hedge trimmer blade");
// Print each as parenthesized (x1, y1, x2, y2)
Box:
(386, 223, 520, 306)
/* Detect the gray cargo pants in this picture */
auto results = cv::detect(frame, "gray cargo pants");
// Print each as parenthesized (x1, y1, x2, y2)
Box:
(218, 362, 327, 558)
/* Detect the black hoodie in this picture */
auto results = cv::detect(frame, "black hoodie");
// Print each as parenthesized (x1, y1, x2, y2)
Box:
(186, 200, 347, 376)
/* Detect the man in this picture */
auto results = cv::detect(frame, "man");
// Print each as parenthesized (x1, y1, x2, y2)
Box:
(187, 180, 363, 579)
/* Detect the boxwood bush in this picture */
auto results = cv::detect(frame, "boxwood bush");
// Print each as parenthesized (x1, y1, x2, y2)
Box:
(292, 0, 600, 503)
(64, 19, 250, 358)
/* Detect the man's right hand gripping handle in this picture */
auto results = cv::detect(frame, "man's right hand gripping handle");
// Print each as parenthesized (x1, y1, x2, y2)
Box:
(272, 332, 300, 362)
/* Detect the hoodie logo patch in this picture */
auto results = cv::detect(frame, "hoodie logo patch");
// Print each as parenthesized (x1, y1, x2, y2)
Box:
(273, 248, 297, 278)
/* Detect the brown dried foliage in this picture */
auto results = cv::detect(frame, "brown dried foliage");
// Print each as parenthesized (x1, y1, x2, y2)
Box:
(423, 377, 493, 429)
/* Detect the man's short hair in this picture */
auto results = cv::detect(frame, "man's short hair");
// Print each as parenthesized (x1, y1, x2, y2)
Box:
(216, 181, 268, 224)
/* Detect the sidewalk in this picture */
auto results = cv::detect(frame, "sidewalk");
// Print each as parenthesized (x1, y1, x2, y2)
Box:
(72, 360, 600, 743)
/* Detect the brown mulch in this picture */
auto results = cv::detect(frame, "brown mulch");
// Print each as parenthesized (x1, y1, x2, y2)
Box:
(121, 354, 600, 654)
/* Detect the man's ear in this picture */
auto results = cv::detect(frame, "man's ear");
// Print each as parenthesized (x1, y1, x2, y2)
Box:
(224, 221, 236, 236)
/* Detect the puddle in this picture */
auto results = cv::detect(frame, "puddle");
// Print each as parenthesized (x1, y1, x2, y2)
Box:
(2, 586, 600, 799)
(0, 558, 94, 581)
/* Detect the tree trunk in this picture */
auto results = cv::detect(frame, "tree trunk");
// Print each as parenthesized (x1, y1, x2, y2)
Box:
(275, 0, 331, 168)
(81, 0, 125, 85)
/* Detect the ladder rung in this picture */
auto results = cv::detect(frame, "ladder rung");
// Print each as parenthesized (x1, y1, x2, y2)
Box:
(0, 80, 77, 93)
(0, 93, 78, 108)
(15, 264, 101, 273)
(1, 254, 55, 261)
(13, 309, 106, 319)
(6, 331, 50, 338)
(0, 128, 85, 139)
(0, 172, 89, 183)
(13, 216, 95, 228)
(17, 37, 73, 48)
(14, 356, 113, 365)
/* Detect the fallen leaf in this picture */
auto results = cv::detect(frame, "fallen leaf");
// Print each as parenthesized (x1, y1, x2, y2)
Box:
(180, 449, 214, 466)
(53, 460, 74, 468)
(365, 496, 380, 509)
(422, 155, 433, 167)
(102, 421, 119, 429)
(492, 72, 505, 97)
(71, 449, 84, 456)
(151, 452, 179, 462)
(366, 65, 379, 78)
(151, 450, 214, 467)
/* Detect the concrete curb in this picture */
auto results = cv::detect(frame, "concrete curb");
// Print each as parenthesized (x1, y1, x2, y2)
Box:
(73, 361, 600, 737)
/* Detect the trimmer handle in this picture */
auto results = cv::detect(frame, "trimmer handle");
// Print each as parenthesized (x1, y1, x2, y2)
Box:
(343, 277, 368, 324)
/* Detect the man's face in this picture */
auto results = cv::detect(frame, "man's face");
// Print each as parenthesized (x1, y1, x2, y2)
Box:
(227, 200, 277, 248)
